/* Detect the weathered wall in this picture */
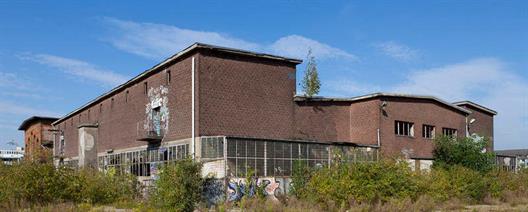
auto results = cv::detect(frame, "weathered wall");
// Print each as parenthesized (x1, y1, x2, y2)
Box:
(349, 99, 381, 146)
(379, 97, 467, 158)
(55, 52, 198, 158)
(459, 104, 495, 151)
(197, 50, 297, 140)
(24, 122, 54, 161)
(24, 123, 42, 160)
(293, 101, 351, 142)
(78, 126, 98, 168)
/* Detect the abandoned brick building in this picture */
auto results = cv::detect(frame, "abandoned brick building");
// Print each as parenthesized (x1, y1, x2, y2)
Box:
(18, 116, 58, 162)
(50, 43, 495, 185)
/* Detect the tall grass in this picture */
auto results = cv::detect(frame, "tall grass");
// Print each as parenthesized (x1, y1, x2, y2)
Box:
(0, 161, 139, 209)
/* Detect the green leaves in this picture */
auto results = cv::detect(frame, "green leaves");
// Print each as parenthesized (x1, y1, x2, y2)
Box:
(151, 159, 203, 212)
(301, 49, 321, 97)
(433, 136, 495, 173)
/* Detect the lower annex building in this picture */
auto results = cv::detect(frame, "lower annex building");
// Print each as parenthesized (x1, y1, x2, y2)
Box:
(49, 43, 496, 188)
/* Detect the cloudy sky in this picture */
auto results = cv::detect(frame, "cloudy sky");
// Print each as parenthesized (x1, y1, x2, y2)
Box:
(0, 1, 526, 149)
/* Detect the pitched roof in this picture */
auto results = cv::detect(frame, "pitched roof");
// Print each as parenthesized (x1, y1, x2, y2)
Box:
(53, 43, 302, 125)
(294, 92, 472, 114)
(453, 101, 497, 115)
(18, 116, 59, 130)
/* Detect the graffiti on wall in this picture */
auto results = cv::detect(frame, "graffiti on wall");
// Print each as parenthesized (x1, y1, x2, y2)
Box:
(227, 177, 286, 202)
(203, 178, 225, 206)
(144, 85, 170, 134)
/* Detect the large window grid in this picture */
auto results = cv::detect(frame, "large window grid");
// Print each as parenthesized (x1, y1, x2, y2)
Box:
(200, 137, 378, 178)
(98, 143, 189, 177)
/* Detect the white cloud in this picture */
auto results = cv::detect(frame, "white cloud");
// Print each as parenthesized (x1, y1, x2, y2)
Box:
(101, 17, 357, 61)
(269, 35, 358, 60)
(20, 54, 129, 86)
(0, 72, 31, 91)
(374, 41, 419, 62)
(0, 100, 60, 117)
(323, 79, 380, 97)
(393, 58, 528, 149)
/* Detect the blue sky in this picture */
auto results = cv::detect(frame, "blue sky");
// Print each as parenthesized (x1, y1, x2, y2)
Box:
(0, 1, 526, 150)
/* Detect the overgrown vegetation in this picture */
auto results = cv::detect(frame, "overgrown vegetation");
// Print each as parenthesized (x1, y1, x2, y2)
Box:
(433, 135, 495, 172)
(2, 135, 527, 211)
(0, 161, 138, 210)
(150, 158, 203, 211)
(301, 49, 321, 97)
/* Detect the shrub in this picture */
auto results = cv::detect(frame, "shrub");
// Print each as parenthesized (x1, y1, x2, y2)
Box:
(0, 162, 138, 208)
(151, 159, 203, 211)
(423, 165, 487, 202)
(433, 136, 495, 173)
(290, 160, 314, 198)
(301, 160, 420, 207)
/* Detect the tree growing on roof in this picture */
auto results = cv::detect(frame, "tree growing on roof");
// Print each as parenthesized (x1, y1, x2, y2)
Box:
(301, 49, 321, 97)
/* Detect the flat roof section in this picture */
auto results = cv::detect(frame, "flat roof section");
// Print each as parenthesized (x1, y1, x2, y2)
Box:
(294, 92, 472, 115)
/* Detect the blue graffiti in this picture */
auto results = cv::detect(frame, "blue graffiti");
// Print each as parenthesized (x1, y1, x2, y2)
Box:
(227, 178, 261, 202)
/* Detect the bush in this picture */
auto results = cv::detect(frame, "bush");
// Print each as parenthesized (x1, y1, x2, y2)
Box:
(423, 165, 487, 202)
(433, 136, 495, 173)
(290, 160, 313, 198)
(300, 160, 420, 207)
(151, 159, 203, 211)
(0, 162, 139, 208)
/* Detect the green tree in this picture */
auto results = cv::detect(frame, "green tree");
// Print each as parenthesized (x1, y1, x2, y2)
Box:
(432, 135, 495, 173)
(301, 49, 321, 97)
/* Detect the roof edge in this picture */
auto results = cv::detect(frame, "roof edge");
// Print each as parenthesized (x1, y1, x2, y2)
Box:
(453, 101, 497, 115)
(53, 43, 302, 126)
(294, 92, 472, 114)
(18, 116, 59, 130)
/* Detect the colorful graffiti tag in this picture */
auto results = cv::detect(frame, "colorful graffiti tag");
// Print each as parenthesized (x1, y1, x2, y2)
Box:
(227, 177, 285, 202)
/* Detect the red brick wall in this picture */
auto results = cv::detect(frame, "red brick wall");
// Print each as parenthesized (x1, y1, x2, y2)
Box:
(293, 101, 351, 142)
(459, 105, 494, 151)
(378, 97, 467, 158)
(349, 99, 381, 146)
(24, 122, 53, 161)
(197, 50, 297, 140)
(55, 52, 198, 158)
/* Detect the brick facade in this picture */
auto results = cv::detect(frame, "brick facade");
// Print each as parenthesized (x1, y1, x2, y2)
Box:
(50, 43, 495, 166)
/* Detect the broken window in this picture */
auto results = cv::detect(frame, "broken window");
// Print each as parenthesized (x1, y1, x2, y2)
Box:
(442, 128, 457, 138)
(395, 121, 414, 137)
(422, 125, 435, 139)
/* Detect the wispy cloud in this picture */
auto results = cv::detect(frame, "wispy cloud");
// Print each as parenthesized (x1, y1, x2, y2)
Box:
(100, 17, 357, 61)
(20, 54, 129, 86)
(374, 41, 419, 62)
(393, 58, 528, 149)
(0, 72, 32, 91)
(323, 79, 380, 97)
(269, 35, 358, 60)
(0, 100, 61, 117)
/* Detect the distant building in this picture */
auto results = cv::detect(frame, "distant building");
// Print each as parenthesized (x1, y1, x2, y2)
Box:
(495, 149, 528, 170)
(18, 116, 58, 162)
(0, 147, 24, 165)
